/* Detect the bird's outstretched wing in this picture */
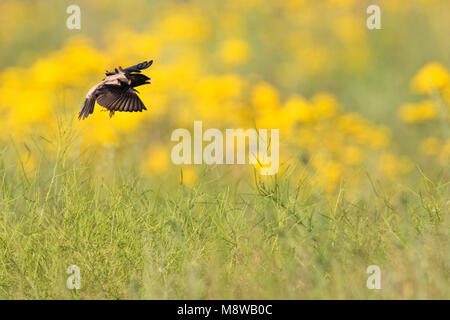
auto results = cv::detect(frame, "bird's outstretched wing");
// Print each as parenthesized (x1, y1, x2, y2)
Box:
(78, 96, 96, 120)
(78, 82, 102, 120)
(123, 60, 153, 73)
(97, 86, 147, 114)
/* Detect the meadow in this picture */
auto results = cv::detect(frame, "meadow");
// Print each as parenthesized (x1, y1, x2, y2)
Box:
(0, 0, 448, 299)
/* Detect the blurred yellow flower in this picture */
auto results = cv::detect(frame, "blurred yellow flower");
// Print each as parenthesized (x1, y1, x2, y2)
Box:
(252, 82, 280, 114)
(340, 146, 363, 165)
(143, 145, 169, 176)
(379, 153, 413, 177)
(283, 94, 312, 123)
(411, 62, 449, 94)
(333, 15, 364, 43)
(420, 137, 440, 156)
(311, 93, 339, 120)
(109, 113, 143, 133)
(399, 100, 437, 123)
(337, 113, 367, 136)
(295, 43, 330, 75)
(80, 120, 118, 147)
(157, 10, 210, 42)
(197, 74, 244, 103)
(181, 167, 197, 186)
(313, 157, 342, 192)
(219, 38, 250, 65)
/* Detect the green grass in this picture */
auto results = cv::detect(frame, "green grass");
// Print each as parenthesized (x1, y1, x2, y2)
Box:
(0, 135, 448, 300)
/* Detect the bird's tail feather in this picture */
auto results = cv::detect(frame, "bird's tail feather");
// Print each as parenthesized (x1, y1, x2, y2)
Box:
(78, 98, 95, 120)
(124, 60, 153, 73)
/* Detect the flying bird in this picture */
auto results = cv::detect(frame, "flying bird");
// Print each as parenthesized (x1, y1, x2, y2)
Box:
(78, 60, 153, 120)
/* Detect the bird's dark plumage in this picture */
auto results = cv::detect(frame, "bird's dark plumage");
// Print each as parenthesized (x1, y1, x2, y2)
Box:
(79, 60, 153, 120)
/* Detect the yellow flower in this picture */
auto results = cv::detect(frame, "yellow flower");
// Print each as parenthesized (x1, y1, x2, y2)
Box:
(399, 100, 437, 123)
(411, 63, 449, 94)
(78, 117, 118, 147)
(196, 74, 244, 104)
(311, 93, 338, 120)
(251, 82, 280, 113)
(379, 153, 412, 177)
(109, 112, 143, 133)
(283, 94, 312, 123)
(367, 127, 390, 149)
(333, 15, 363, 43)
(337, 113, 367, 135)
(312, 156, 342, 192)
(219, 38, 250, 65)
(294, 43, 330, 75)
(181, 167, 197, 186)
(195, 74, 245, 124)
(317, 161, 342, 192)
(157, 10, 210, 42)
(143, 145, 169, 176)
(420, 137, 440, 156)
(340, 146, 363, 165)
